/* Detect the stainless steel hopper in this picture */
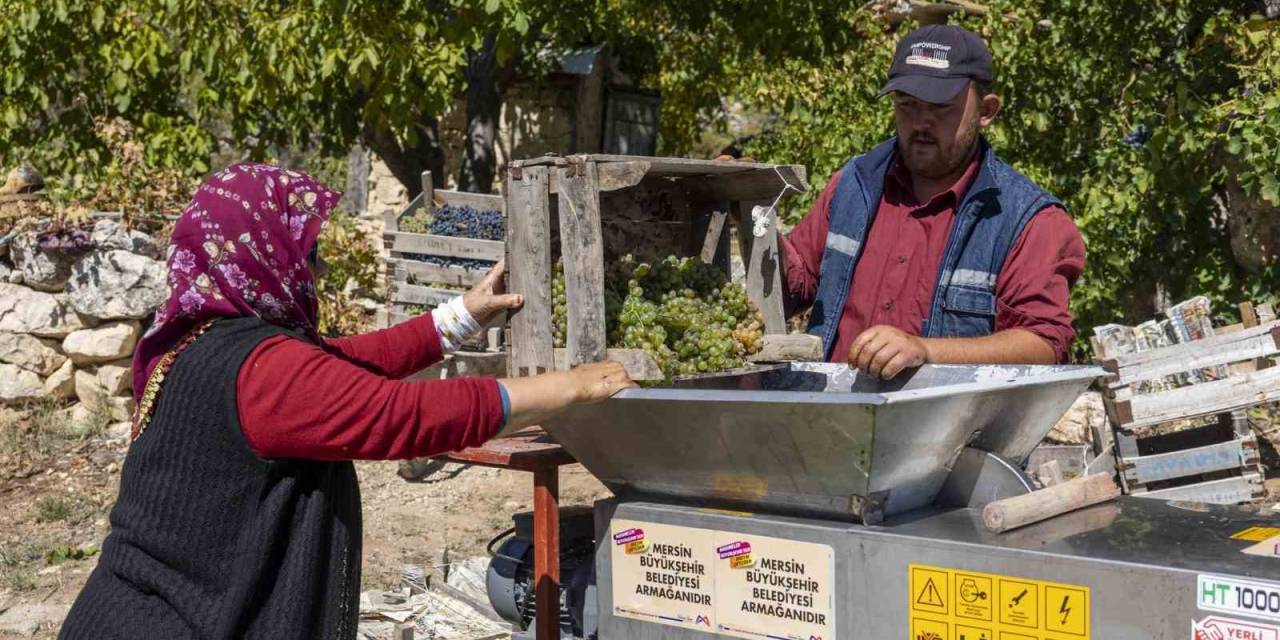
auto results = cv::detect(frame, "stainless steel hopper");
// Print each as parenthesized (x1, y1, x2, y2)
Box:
(542, 363, 1105, 523)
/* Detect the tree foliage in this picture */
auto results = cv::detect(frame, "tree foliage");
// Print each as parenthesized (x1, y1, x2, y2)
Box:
(626, 1, 1280, 352)
(0, 0, 593, 199)
(3, 0, 1279, 354)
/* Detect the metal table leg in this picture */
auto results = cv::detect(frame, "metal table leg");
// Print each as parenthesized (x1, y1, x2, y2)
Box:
(533, 465, 560, 639)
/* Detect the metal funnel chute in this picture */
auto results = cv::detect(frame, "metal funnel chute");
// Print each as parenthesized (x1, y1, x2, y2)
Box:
(542, 363, 1105, 523)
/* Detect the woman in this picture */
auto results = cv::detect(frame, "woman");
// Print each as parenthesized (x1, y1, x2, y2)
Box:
(59, 163, 632, 639)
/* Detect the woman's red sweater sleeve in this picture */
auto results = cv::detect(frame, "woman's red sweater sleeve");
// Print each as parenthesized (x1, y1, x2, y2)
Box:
(235, 327, 504, 461)
(322, 314, 444, 379)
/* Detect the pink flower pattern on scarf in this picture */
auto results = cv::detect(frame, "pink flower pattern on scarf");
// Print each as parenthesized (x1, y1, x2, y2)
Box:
(131, 163, 342, 401)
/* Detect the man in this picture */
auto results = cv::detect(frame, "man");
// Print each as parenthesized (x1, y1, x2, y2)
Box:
(780, 24, 1085, 378)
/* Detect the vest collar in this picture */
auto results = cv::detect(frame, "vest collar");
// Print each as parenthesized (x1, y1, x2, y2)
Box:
(856, 136, 1001, 214)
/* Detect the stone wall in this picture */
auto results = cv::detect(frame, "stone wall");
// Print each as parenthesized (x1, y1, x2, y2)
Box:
(0, 220, 167, 427)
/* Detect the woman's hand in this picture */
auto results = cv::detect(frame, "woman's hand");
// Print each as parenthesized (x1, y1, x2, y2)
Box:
(568, 361, 637, 403)
(463, 260, 524, 326)
(498, 361, 637, 431)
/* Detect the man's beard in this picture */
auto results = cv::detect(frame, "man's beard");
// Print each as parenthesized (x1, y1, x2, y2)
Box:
(900, 120, 980, 180)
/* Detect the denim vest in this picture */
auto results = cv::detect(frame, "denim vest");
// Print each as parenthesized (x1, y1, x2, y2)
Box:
(807, 137, 1063, 360)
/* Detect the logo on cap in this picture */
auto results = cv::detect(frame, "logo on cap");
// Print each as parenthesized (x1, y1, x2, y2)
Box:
(905, 42, 951, 70)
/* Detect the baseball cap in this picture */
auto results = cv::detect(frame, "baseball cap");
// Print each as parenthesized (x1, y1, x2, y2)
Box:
(880, 25, 994, 104)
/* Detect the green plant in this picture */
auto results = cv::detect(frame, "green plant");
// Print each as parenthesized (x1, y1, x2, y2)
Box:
(316, 211, 382, 337)
(0, 536, 50, 592)
(35, 495, 89, 524)
(1, 566, 36, 592)
(44, 543, 99, 566)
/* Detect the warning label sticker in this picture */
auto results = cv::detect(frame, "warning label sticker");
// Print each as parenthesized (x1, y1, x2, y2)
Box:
(908, 564, 1090, 640)
(1232, 527, 1280, 542)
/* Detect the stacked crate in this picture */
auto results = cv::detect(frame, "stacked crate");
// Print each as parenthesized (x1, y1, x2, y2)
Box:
(1095, 300, 1276, 503)
(503, 154, 813, 379)
(379, 172, 506, 370)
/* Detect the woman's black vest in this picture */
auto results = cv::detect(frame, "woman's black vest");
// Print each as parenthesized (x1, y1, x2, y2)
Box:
(60, 317, 361, 639)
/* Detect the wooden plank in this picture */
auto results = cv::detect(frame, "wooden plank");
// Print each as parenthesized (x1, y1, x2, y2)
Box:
(547, 160, 650, 193)
(1122, 365, 1280, 428)
(389, 232, 505, 261)
(1026, 444, 1090, 479)
(1136, 473, 1264, 504)
(506, 165, 554, 376)
(747, 334, 824, 362)
(1121, 438, 1253, 486)
(434, 189, 504, 212)
(684, 165, 811, 202)
(393, 191, 428, 220)
(736, 200, 787, 334)
(574, 48, 605, 153)
(392, 259, 487, 287)
(699, 209, 729, 264)
(553, 347, 663, 381)
(392, 283, 459, 307)
(1241, 301, 1260, 328)
(442, 430, 576, 471)
(1105, 320, 1280, 385)
(596, 160, 650, 192)
(557, 159, 608, 366)
(513, 154, 803, 178)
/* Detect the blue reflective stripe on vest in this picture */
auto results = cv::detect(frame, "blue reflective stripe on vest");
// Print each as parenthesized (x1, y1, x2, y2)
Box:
(806, 137, 1064, 361)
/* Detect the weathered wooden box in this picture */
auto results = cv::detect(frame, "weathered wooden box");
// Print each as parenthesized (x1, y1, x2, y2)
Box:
(1096, 302, 1276, 503)
(503, 154, 811, 378)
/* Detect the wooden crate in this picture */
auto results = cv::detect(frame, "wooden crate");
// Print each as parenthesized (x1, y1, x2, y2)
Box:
(1096, 301, 1276, 503)
(379, 171, 506, 351)
(1115, 412, 1263, 501)
(503, 154, 812, 379)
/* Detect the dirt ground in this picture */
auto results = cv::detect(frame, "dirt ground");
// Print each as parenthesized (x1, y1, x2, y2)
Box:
(0, 403, 609, 639)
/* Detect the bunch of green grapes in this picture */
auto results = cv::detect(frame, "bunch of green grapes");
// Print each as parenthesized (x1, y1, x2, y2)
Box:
(550, 255, 765, 379)
(552, 266, 568, 347)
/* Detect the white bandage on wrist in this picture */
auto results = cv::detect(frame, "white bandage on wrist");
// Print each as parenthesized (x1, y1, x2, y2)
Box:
(432, 295, 483, 353)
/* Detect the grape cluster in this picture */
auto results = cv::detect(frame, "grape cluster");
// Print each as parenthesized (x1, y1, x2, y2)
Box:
(401, 204, 502, 270)
(1122, 123, 1151, 148)
(552, 255, 765, 379)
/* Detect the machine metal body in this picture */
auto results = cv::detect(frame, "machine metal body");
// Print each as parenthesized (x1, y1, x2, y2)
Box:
(547, 363, 1099, 523)
(487, 363, 1280, 638)
(593, 498, 1280, 639)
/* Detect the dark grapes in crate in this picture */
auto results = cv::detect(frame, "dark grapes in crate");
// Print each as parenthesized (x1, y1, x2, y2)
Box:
(400, 204, 503, 270)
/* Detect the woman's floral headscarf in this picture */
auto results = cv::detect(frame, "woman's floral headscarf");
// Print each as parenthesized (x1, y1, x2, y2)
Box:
(131, 163, 342, 401)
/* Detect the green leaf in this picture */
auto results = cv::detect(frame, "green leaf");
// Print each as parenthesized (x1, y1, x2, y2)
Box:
(320, 51, 337, 78)
(1261, 175, 1280, 206)
(91, 5, 105, 30)
(485, 0, 501, 14)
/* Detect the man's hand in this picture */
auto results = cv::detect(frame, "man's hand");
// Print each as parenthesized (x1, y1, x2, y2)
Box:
(848, 325, 929, 379)
(463, 260, 524, 326)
